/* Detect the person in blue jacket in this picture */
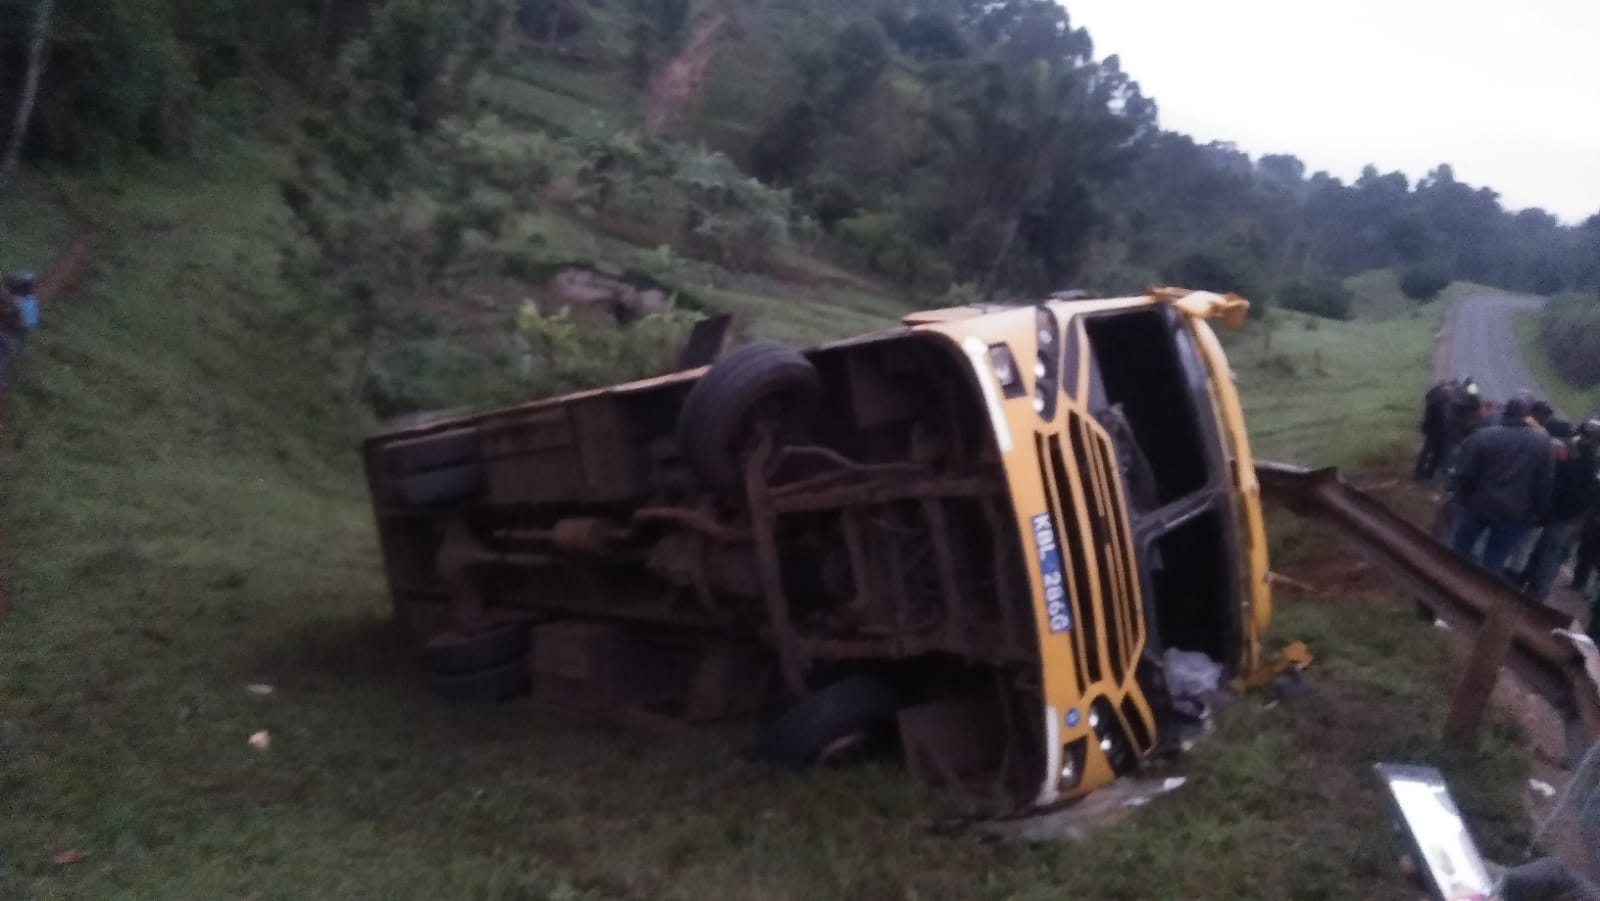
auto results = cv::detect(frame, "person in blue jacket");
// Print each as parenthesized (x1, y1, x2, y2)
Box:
(4, 271, 38, 338)
(0, 271, 36, 387)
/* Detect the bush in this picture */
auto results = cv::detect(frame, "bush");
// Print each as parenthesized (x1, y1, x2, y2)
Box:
(365, 337, 524, 417)
(1537, 294, 1600, 389)
(837, 210, 920, 282)
(517, 301, 704, 396)
(1400, 263, 1452, 302)
(1277, 279, 1354, 321)
(574, 135, 794, 268)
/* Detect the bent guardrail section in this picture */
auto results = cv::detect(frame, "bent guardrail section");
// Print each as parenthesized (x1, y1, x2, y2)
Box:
(1256, 461, 1600, 754)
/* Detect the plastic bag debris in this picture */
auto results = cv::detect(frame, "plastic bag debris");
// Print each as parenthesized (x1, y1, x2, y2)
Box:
(248, 730, 272, 752)
(1528, 779, 1557, 799)
(1165, 649, 1223, 719)
(246, 683, 274, 696)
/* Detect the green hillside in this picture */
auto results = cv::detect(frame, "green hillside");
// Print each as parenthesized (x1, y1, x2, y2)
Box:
(0, 157, 1534, 900)
(0, 1, 1567, 897)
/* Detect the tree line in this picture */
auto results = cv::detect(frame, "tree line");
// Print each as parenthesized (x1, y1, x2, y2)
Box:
(2, 0, 1597, 322)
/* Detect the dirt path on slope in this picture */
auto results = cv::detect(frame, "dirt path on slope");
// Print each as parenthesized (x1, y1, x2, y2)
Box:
(646, 11, 734, 134)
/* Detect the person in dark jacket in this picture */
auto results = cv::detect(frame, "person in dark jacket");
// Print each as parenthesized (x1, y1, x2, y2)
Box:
(1574, 506, 1600, 593)
(1531, 399, 1573, 438)
(1450, 396, 1556, 575)
(1443, 379, 1486, 470)
(1521, 421, 1600, 601)
(1415, 380, 1457, 480)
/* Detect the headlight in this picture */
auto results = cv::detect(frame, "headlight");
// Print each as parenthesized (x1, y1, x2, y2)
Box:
(1034, 306, 1060, 422)
(987, 344, 1026, 399)
(1058, 737, 1088, 791)
(1089, 698, 1133, 772)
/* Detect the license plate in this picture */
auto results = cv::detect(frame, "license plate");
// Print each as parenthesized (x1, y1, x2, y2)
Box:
(1032, 513, 1072, 634)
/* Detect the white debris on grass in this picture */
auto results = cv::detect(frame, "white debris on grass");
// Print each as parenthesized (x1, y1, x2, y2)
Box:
(976, 776, 1190, 842)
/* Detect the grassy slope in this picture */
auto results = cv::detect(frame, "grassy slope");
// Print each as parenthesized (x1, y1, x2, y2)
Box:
(0, 161, 1534, 899)
(1514, 310, 1600, 420)
(1344, 268, 1485, 322)
(1229, 304, 1445, 468)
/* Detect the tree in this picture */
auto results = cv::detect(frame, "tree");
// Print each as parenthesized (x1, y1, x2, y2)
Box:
(826, 20, 890, 116)
(883, 11, 967, 61)
(2, 0, 53, 177)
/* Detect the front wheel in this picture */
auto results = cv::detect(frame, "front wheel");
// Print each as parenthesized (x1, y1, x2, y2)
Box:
(676, 341, 821, 491)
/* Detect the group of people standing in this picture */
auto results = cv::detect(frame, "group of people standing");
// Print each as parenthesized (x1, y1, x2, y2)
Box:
(1417, 378, 1600, 618)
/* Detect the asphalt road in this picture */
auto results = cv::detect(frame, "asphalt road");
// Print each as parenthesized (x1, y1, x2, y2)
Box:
(1435, 291, 1549, 405)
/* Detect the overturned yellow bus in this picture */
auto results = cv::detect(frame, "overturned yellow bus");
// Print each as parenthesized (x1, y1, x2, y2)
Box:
(362, 288, 1270, 809)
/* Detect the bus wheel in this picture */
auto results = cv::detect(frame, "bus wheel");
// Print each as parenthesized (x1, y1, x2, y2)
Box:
(755, 675, 900, 769)
(677, 341, 820, 491)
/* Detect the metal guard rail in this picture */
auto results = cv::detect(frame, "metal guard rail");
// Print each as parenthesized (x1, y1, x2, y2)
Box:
(1256, 461, 1600, 755)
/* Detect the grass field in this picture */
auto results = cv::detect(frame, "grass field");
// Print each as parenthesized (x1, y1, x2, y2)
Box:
(1226, 306, 1445, 468)
(0, 164, 1538, 899)
(1514, 310, 1600, 420)
(1342, 269, 1482, 322)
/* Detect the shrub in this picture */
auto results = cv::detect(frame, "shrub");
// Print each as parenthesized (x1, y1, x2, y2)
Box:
(1537, 294, 1600, 390)
(837, 210, 923, 283)
(1400, 263, 1452, 302)
(517, 301, 704, 396)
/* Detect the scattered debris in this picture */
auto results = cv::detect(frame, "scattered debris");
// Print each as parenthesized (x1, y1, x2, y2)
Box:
(1528, 779, 1557, 799)
(1125, 777, 1189, 807)
(1433, 618, 1453, 631)
(248, 730, 271, 752)
(1164, 649, 1223, 720)
(1267, 571, 1318, 593)
(246, 683, 274, 696)
(1273, 667, 1313, 704)
(52, 849, 84, 866)
(976, 775, 1191, 842)
(1236, 640, 1315, 692)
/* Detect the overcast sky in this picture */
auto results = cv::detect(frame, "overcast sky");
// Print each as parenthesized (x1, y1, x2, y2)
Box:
(1063, 0, 1600, 223)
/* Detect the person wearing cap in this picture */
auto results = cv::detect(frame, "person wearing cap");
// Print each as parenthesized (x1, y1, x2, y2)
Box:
(1520, 420, 1600, 601)
(1450, 396, 1556, 575)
